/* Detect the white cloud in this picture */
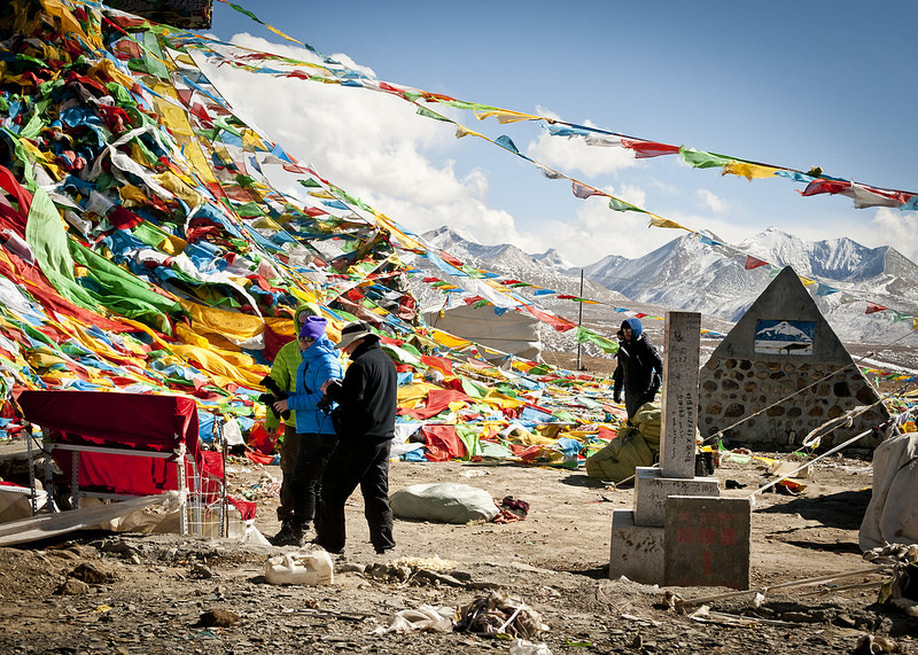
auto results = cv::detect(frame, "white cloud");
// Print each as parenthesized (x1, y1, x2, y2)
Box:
(525, 196, 676, 267)
(697, 189, 727, 213)
(862, 208, 918, 261)
(527, 131, 637, 179)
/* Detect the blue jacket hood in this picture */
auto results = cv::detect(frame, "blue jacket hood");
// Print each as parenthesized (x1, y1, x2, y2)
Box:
(622, 318, 643, 339)
(302, 334, 337, 361)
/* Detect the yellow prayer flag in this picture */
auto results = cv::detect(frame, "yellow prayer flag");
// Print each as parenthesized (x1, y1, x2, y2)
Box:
(455, 125, 486, 139)
(171, 342, 267, 387)
(722, 161, 781, 180)
(178, 299, 265, 344)
(430, 329, 471, 349)
(398, 382, 442, 403)
(647, 215, 690, 230)
(153, 171, 203, 206)
(473, 109, 540, 124)
(40, 0, 88, 42)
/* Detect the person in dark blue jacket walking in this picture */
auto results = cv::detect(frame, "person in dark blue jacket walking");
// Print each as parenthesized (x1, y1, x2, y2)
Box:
(612, 318, 663, 422)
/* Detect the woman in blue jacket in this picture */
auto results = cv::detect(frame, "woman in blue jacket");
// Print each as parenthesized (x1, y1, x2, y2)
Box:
(272, 316, 343, 546)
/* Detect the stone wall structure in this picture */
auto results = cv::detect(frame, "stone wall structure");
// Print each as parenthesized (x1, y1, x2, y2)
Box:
(699, 267, 889, 451)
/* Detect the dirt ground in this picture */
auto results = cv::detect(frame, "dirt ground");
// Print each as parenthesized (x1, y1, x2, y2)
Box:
(1, 446, 916, 654)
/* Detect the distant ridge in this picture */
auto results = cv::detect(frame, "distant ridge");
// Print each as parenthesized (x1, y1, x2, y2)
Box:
(584, 227, 918, 344)
(418, 226, 918, 346)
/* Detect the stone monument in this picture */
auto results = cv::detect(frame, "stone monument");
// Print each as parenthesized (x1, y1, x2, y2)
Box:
(610, 311, 751, 589)
(698, 266, 889, 452)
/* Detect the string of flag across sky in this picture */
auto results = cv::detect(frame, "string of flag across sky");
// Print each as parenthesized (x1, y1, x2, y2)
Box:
(168, 1, 918, 335)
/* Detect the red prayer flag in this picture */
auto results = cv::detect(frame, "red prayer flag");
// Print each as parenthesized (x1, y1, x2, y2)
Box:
(745, 255, 769, 270)
(620, 139, 680, 158)
(800, 178, 851, 197)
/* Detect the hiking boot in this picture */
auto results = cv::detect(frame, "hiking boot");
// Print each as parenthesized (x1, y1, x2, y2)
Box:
(269, 520, 305, 547)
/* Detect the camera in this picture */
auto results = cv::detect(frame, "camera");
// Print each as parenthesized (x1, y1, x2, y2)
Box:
(259, 375, 290, 420)
(316, 380, 342, 413)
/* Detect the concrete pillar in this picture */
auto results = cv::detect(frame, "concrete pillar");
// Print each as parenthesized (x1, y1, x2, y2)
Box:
(659, 311, 701, 479)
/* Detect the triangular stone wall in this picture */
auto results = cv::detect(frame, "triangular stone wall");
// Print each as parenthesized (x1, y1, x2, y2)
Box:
(699, 267, 889, 451)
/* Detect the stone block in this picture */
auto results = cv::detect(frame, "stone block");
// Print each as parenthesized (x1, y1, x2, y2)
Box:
(609, 509, 664, 584)
(634, 467, 720, 527)
(663, 495, 751, 589)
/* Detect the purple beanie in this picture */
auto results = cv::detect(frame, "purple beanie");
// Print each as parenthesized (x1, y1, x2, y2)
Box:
(299, 316, 328, 341)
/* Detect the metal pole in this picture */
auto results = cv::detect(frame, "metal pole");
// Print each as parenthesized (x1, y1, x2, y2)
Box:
(221, 419, 228, 539)
(26, 422, 37, 516)
(576, 269, 584, 370)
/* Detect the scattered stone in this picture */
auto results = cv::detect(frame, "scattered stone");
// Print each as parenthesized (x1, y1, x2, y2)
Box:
(833, 614, 857, 628)
(55, 579, 90, 595)
(188, 563, 214, 579)
(198, 609, 240, 627)
(780, 611, 822, 623)
(69, 563, 115, 585)
(336, 562, 366, 574)
(100, 541, 141, 560)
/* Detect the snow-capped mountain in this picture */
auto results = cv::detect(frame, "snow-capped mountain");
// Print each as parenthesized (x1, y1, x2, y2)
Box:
(412, 225, 918, 356)
(415, 227, 627, 309)
(584, 226, 918, 345)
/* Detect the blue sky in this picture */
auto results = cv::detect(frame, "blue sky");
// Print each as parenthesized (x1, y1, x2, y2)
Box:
(202, 1, 918, 267)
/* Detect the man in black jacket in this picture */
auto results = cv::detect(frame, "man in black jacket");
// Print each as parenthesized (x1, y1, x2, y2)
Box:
(612, 318, 663, 422)
(315, 321, 398, 555)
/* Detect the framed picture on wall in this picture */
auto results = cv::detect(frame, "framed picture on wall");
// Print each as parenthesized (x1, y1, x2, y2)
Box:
(754, 319, 815, 355)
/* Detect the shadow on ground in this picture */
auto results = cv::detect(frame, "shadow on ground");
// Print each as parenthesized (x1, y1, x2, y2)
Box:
(562, 564, 609, 579)
(560, 474, 608, 488)
(562, 474, 636, 490)
(755, 489, 871, 530)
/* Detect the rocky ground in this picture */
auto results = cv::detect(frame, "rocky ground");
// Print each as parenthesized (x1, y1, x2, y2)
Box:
(1, 448, 916, 654)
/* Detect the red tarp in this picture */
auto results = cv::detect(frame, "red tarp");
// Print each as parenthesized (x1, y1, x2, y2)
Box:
(421, 424, 467, 461)
(15, 389, 216, 496)
(399, 388, 473, 421)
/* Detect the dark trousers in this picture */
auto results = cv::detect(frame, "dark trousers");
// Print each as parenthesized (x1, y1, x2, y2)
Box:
(291, 432, 338, 526)
(625, 389, 657, 422)
(276, 426, 300, 522)
(315, 437, 395, 553)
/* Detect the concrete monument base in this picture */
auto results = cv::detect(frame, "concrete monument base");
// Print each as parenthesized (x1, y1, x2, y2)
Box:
(634, 466, 720, 528)
(609, 509, 664, 583)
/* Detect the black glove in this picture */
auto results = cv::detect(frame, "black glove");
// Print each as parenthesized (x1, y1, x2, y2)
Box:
(259, 375, 290, 420)
(613, 393, 622, 404)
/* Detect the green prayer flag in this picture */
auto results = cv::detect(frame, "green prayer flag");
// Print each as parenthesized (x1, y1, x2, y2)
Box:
(607, 197, 645, 213)
(576, 326, 619, 354)
(415, 105, 453, 122)
(679, 146, 733, 169)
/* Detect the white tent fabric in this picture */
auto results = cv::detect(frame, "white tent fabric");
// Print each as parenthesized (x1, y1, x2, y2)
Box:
(423, 304, 540, 361)
(859, 430, 918, 551)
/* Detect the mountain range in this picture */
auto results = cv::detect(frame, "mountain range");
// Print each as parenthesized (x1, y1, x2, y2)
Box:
(418, 226, 918, 354)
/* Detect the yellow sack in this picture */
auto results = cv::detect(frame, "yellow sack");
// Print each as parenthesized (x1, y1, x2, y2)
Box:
(585, 425, 654, 482)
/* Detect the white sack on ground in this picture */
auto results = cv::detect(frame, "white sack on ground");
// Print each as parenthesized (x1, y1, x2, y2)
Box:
(390, 482, 499, 523)
(859, 431, 918, 551)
